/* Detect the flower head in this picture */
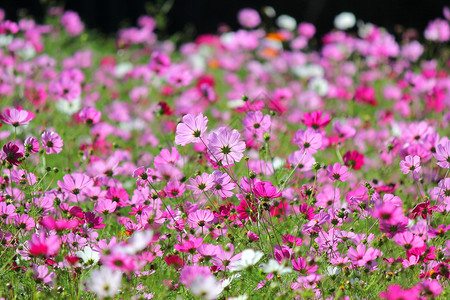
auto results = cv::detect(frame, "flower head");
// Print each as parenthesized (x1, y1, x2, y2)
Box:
(175, 113, 208, 146)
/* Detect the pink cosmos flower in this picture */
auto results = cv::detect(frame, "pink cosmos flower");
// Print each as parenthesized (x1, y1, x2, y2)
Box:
(393, 232, 425, 250)
(212, 243, 241, 271)
(24, 137, 40, 153)
(40, 217, 79, 231)
(327, 163, 350, 182)
(187, 209, 214, 228)
(95, 199, 118, 214)
(207, 127, 246, 166)
(419, 279, 443, 297)
(187, 173, 214, 194)
(343, 150, 364, 170)
(15, 214, 35, 230)
(0, 107, 35, 127)
(347, 244, 382, 267)
(287, 150, 316, 172)
(154, 147, 180, 168)
(211, 171, 236, 198)
(164, 181, 186, 198)
(424, 18, 450, 42)
(434, 140, 450, 168)
(175, 113, 208, 146)
(400, 155, 421, 174)
(61, 11, 84, 36)
(372, 202, 405, 225)
(49, 76, 81, 102)
(2, 142, 24, 166)
(242, 111, 271, 137)
(41, 131, 63, 154)
(79, 107, 101, 125)
(33, 264, 56, 285)
(174, 237, 203, 254)
(237, 8, 261, 28)
(293, 128, 322, 155)
(58, 173, 92, 195)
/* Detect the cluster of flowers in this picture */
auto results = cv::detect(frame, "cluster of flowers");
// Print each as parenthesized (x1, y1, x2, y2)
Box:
(0, 5, 450, 300)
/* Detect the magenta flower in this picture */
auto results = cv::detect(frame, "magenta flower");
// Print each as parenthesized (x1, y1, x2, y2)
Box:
(211, 171, 236, 198)
(0, 107, 35, 127)
(327, 163, 350, 182)
(187, 173, 214, 194)
(41, 131, 63, 154)
(294, 128, 322, 155)
(175, 113, 208, 146)
(400, 155, 421, 174)
(2, 142, 24, 166)
(372, 202, 405, 225)
(302, 110, 331, 130)
(379, 284, 420, 300)
(253, 181, 282, 200)
(164, 180, 186, 198)
(28, 232, 61, 257)
(207, 127, 246, 166)
(187, 209, 214, 228)
(434, 140, 450, 168)
(393, 232, 425, 250)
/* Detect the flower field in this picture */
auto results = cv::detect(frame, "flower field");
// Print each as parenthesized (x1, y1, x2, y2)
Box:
(0, 6, 450, 300)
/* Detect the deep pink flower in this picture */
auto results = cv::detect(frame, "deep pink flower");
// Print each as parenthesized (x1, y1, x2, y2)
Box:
(327, 163, 350, 182)
(379, 284, 420, 300)
(302, 110, 331, 130)
(343, 150, 364, 170)
(175, 113, 208, 146)
(41, 131, 63, 154)
(0, 107, 35, 127)
(410, 201, 437, 219)
(40, 217, 79, 231)
(28, 233, 61, 257)
(253, 181, 282, 200)
(207, 127, 246, 166)
(372, 201, 405, 225)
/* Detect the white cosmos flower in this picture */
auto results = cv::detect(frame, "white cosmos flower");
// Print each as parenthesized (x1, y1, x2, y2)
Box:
(260, 259, 292, 275)
(55, 97, 81, 115)
(308, 77, 329, 96)
(189, 275, 224, 300)
(334, 12, 356, 30)
(228, 295, 248, 300)
(115, 62, 133, 78)
(326, 266, 341, 277)
(87, 266, 122, 298)
(221, 273, 241, 289)
(116, 230, 153, 255)
(272, 157, 285, 170)
(230, 249, 264, 272)
(276, 15, 297, 31)
(76, 246, 100, 266)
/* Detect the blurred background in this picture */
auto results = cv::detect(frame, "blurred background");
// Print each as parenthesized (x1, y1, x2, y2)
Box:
(1, 0, 449, 39)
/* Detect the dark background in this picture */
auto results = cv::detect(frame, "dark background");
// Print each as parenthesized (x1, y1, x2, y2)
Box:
(1, 0, 449, 39)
